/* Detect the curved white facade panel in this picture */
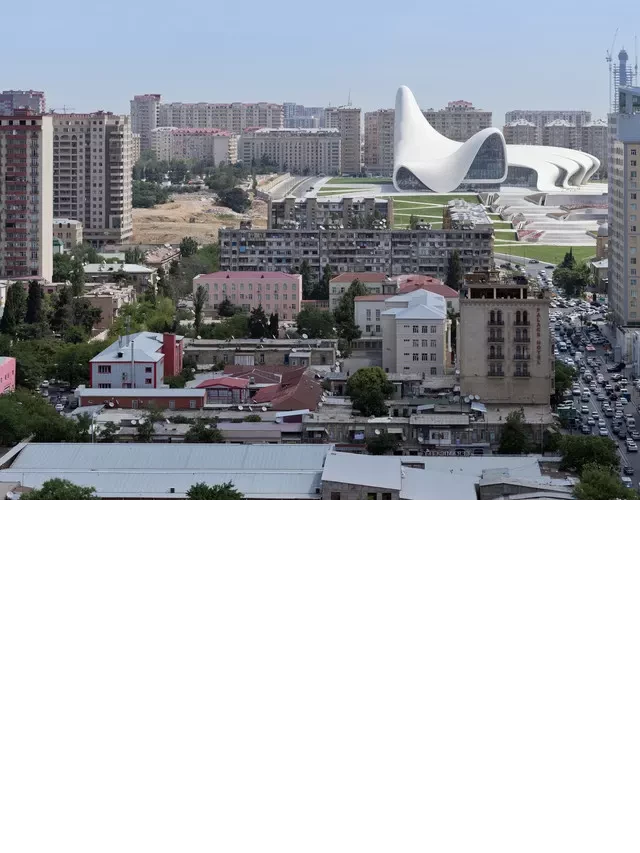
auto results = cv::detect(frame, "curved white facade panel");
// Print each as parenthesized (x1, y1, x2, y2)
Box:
(393, 86, 600, 193)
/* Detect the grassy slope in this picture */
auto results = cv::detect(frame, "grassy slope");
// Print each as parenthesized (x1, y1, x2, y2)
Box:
(501, 245, 596, 264)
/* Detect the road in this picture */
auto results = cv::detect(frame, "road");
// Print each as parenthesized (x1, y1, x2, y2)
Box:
(495, 252, 556, 274)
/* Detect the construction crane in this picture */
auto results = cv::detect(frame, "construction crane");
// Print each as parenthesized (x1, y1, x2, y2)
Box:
(607, 29, 619, 111)
(49, 105, 75, 114)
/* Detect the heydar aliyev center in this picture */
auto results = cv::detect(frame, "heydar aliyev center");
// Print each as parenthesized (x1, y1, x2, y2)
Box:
(393, 86, 600, 193)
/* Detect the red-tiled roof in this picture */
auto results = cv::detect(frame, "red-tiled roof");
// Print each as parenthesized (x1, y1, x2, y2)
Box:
(196, 376, 250, 390)
(354, 294, 388, 302)
(396, 277, 459, 299)
(195, 271, 301, 281)
(329, 273, 388, 283)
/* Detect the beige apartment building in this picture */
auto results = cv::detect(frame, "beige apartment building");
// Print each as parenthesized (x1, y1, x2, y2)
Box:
(505, 109, 591, 145)
(238, 128, 341, 175)
(151, 127, 237, 164)
(459, 273, 552, 405)
(364, 109, 395, 175)
(324, 107, 362, 175)
(543, 119, 576, 149)
(0, 110, 53, 281)
(502, 119, 537, 145)
(53, 112, 133, 246)
(53, 218, 83, 250)
(422, 101, 492, 142)
(158, 102, 283, 133)
(131, 133, 141, 163)
(381, 289, 449, 378)
(581, 120, 608, 178)
(130, 94, 161, 152)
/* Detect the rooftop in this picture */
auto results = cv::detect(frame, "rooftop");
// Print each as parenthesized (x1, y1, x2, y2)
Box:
(194, 271, 301, 281)
(330, 273, 388, 284)
(90, 331, 183, 365)
(84, 263, 154, 274)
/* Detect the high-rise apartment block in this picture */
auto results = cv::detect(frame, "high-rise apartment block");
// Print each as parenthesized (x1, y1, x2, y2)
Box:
(460, 272, 552, 405)
(283, 103, 324, 128)
(504, 109, 591, 144)
(151, 127, 237, 164)
(0, 90, 46, 115)
(608, 85, 640, 336)
(130, 94, 161, 151)
(157, 102, 283, 133)
(543, 119, 576, 149)
(131, 133, 141, 163)
(581, 120, 608, 178)
(0, 110, 53, 281)
(52, 112, 133, 246)
(502, 119, 537, 145)
(324, 107, 362, 175)
(364, 109, 395, 175)
(268, 196, 391, 229)
(238, 128, 340, 175)
(422, 101, 492, 142)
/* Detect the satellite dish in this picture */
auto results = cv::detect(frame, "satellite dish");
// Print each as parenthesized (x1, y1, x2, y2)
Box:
(465, 396, 471, 403)
(261, 406, 267, 412)
(196, 335, 201, 340)
(130, 419, 137, 425)
(238, 405, 243, 410)
(302, 333, 308, 339)
(474, 395, 481, 401)
(374, 429, 381, 435)
(108, 401, 114, 408)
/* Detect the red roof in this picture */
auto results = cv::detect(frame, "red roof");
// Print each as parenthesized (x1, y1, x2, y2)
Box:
(196, 376, 250, 390)
(329, 273, 388, 283)
(396, 276, 458, 299)
(196, 271, 300, 282)
(354, 294, 388, 302)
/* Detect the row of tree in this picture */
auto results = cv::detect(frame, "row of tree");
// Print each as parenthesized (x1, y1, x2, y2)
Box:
(552, 249, 593, 296)
(21, 478, 243, 500)
(0, 281, 101, 345)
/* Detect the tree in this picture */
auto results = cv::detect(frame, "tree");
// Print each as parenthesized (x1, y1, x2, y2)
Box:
(99, 422, 120, 442)
(498, 409, 531, 454)
(52, 253, 74, 283)
(346, 367, 394, 417)
(194, 284, 207, 335)
(248, 305, 269, 338)
(185, 420, 224, 443)
(445, 250, 463, 291)
(25, 281, 45, 326)
(72, 298, 102, 336)
(299, 259, 316, 300)
(180, 237, 199, 257)
(554, 362, 576, 403)
(560, 435, 619, 475)
(186, 481, 243, 499)
(314, 264, 333, 301)
(217, 187, 251, 213)
(560, 249, 576, 269)
(367, 433, 401, 455)
(447, 308, 459, 357)
(334, 279, 368, 341)
(552, 262, 592, 297)
(69, 255, 85, 297)
(408, 214, 419, 230)
(296, 307, 335, 338)
(574, 464, 639, 500)
(218, 297, 236, 318)
(124, 247, 145, 264)
(0, 283, 27, 335)
(268, 312, 279, 338)
(51, 286, 74, 334)
(21, 478, 98, 500)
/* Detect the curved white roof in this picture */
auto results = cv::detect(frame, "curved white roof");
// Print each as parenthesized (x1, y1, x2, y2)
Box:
(393, 86, 600, 194)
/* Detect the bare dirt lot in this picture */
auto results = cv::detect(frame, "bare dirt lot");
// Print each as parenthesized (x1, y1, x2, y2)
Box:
(132, 192, 267, 245)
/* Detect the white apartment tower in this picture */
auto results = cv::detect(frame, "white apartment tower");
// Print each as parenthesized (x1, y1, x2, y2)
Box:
(157, 102, 284, 133)
(130, 94, 161, 151)
(609, 85, 640, 343)
(324, 106, 362, 175)
(0, 109, 53, 281)
(53, 112, 133, 246)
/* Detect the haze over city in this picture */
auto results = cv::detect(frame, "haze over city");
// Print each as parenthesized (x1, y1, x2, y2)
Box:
(1, 0, 631, 118)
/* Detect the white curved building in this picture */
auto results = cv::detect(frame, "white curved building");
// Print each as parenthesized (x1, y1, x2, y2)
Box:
(393, 86, 600, 193)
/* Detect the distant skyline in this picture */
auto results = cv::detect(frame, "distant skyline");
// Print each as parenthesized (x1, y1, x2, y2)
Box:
(2, 0, 636, 122)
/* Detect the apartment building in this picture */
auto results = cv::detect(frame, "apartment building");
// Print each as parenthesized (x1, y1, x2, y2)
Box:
(422, 101, 492, 142)
(52, 112, 133, 246)
(151, 127, 237, 164)
(505, 109, 591, 144)
(238, 128, 340, 174)
(502, 119, 537, 145)
(130, 94, 161, 151)
(219, 226, 493, 280)
(0, 109, 53, 281)
(364, 109, 395, 175)
(185, 337, 337, 369)
(608, 85, 640, 340)
(581, 120, 608, 178)
(90, 331, 184, 389)
(283, 103, 324, 128)
(324, 107, 362, 175)
(131, 133, 141, 163)
(158, 102, 283, 133)
(193, 271, 302, 320)
(381, 289, 449, 378)
(543, 119, 576, 149)
(329, 272, 397, 312)
(0, 356, 16, 395)
(0, 90, 46, 114)
(459, 272, 552, 405)
(268, 196, 391, 230)
(354, 278, 460, 333)
(53, 218, 83, 250)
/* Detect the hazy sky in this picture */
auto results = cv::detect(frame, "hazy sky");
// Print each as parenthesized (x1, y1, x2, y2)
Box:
(2, 0, 635, 122)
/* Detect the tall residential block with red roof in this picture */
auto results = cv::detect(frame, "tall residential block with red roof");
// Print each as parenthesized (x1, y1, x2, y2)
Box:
(194, 271, 302, 321)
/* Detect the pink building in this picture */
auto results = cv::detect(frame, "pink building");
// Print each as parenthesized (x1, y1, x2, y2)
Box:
(194, 271, 302, 320)
(0, 356, 16, 394)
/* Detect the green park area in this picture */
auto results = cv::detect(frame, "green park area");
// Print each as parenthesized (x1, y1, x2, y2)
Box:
(504, 245, 596, 265)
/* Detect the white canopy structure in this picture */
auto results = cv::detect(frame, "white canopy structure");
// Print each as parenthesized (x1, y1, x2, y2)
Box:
(393, 86, 600, 193)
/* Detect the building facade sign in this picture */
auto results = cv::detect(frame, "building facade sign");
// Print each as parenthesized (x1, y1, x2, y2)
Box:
(536, 306, 542, 366)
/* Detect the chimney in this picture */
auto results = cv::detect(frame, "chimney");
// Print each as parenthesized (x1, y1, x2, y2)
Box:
(162, 333, 178, 378)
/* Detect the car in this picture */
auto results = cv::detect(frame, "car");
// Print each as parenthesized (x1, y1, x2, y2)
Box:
(598, 418, 606, 427)
(632, 430, 640, 441)
(581, 404, 590, 414)
(623, 464, 635, 476)
(528, 258, 538, 264)
(599, 426, 609, 436)
(40, 389, 49, 397)
(605, 383, 613, 392)
(581, 423, 591, 434)
(54, 403, 64, 413)
(620, 476, 634, 489)
(545, 265, 554, 269)
(613, 422, 621, 434)
(597, 392, 606, 401)
(41, 380, 50, 388)
(587, 417, 596, 426)
(627, 439, 638, 452)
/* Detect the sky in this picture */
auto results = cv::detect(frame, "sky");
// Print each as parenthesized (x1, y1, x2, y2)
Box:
(2, 0, 636, 122)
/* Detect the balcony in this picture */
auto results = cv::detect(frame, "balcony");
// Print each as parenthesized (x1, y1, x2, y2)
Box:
(487, 335, 504, 343)
(513, 320, 530, 326)
(513, 354, 531, 361)
(487, 353, 504, 360)
(514, 335, 530, 343)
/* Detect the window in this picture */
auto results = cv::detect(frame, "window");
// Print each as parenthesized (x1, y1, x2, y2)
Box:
(431, 340, 436, 347)
(522, 310, 528, 324)
(496, 310, 502, 324)
(330, 492, 341, 500)
(97, 383, 111, 389)
(145, 366, 152, 373)
(97, 365, 111, 374)
(421, 325, 428, 333)
(381, 493, 392, 500)
(430, 326, 436, 334)
(422, 353, 428, 361)
(367, 492, 377, 500)
(413, 340, 419, 347)
(430, 367, 437, 375)
(515, 310, 521, 324)
(412, 325, 419, 333)
(366, 324, 371, 332)
(430, 353, 437, 361)
(189, 400, 197, 409)
(366, 309, 371, 320)
(413, 353, 419, 361)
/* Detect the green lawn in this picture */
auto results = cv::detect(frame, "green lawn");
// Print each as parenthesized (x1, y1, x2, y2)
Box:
(493, 230, 517, 242)
(505, 245, 596, 264)
(389, 194, 479, 205)
(324, 177, 392, 185)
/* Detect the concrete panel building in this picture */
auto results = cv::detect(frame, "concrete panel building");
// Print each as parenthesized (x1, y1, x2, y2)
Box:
(0, 110, 53, 282)
(459, 273, 552, 405)
(381, 289, 448, 378)
(0, 90, 46, 114)
(158, 102, 283, 133)
(504, 109, 591, 145)
(53, 218, 83, 250)
(53, 112, 133, 246)
(543, 119, 576, 149)
(238, 128, 340, 175)
(131, 132, 141, 163)
(324, 107, 362, 175)
(422, 100, 492, 142)
(151, 127, 237, 164)
(268, 196, 391, 230)
(193, 271, 302, 320)
(364, 109, 395, 175)
(502, 119, 537, 145)
(581, 120, 608, 178)
(130, 94, 161, 152)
